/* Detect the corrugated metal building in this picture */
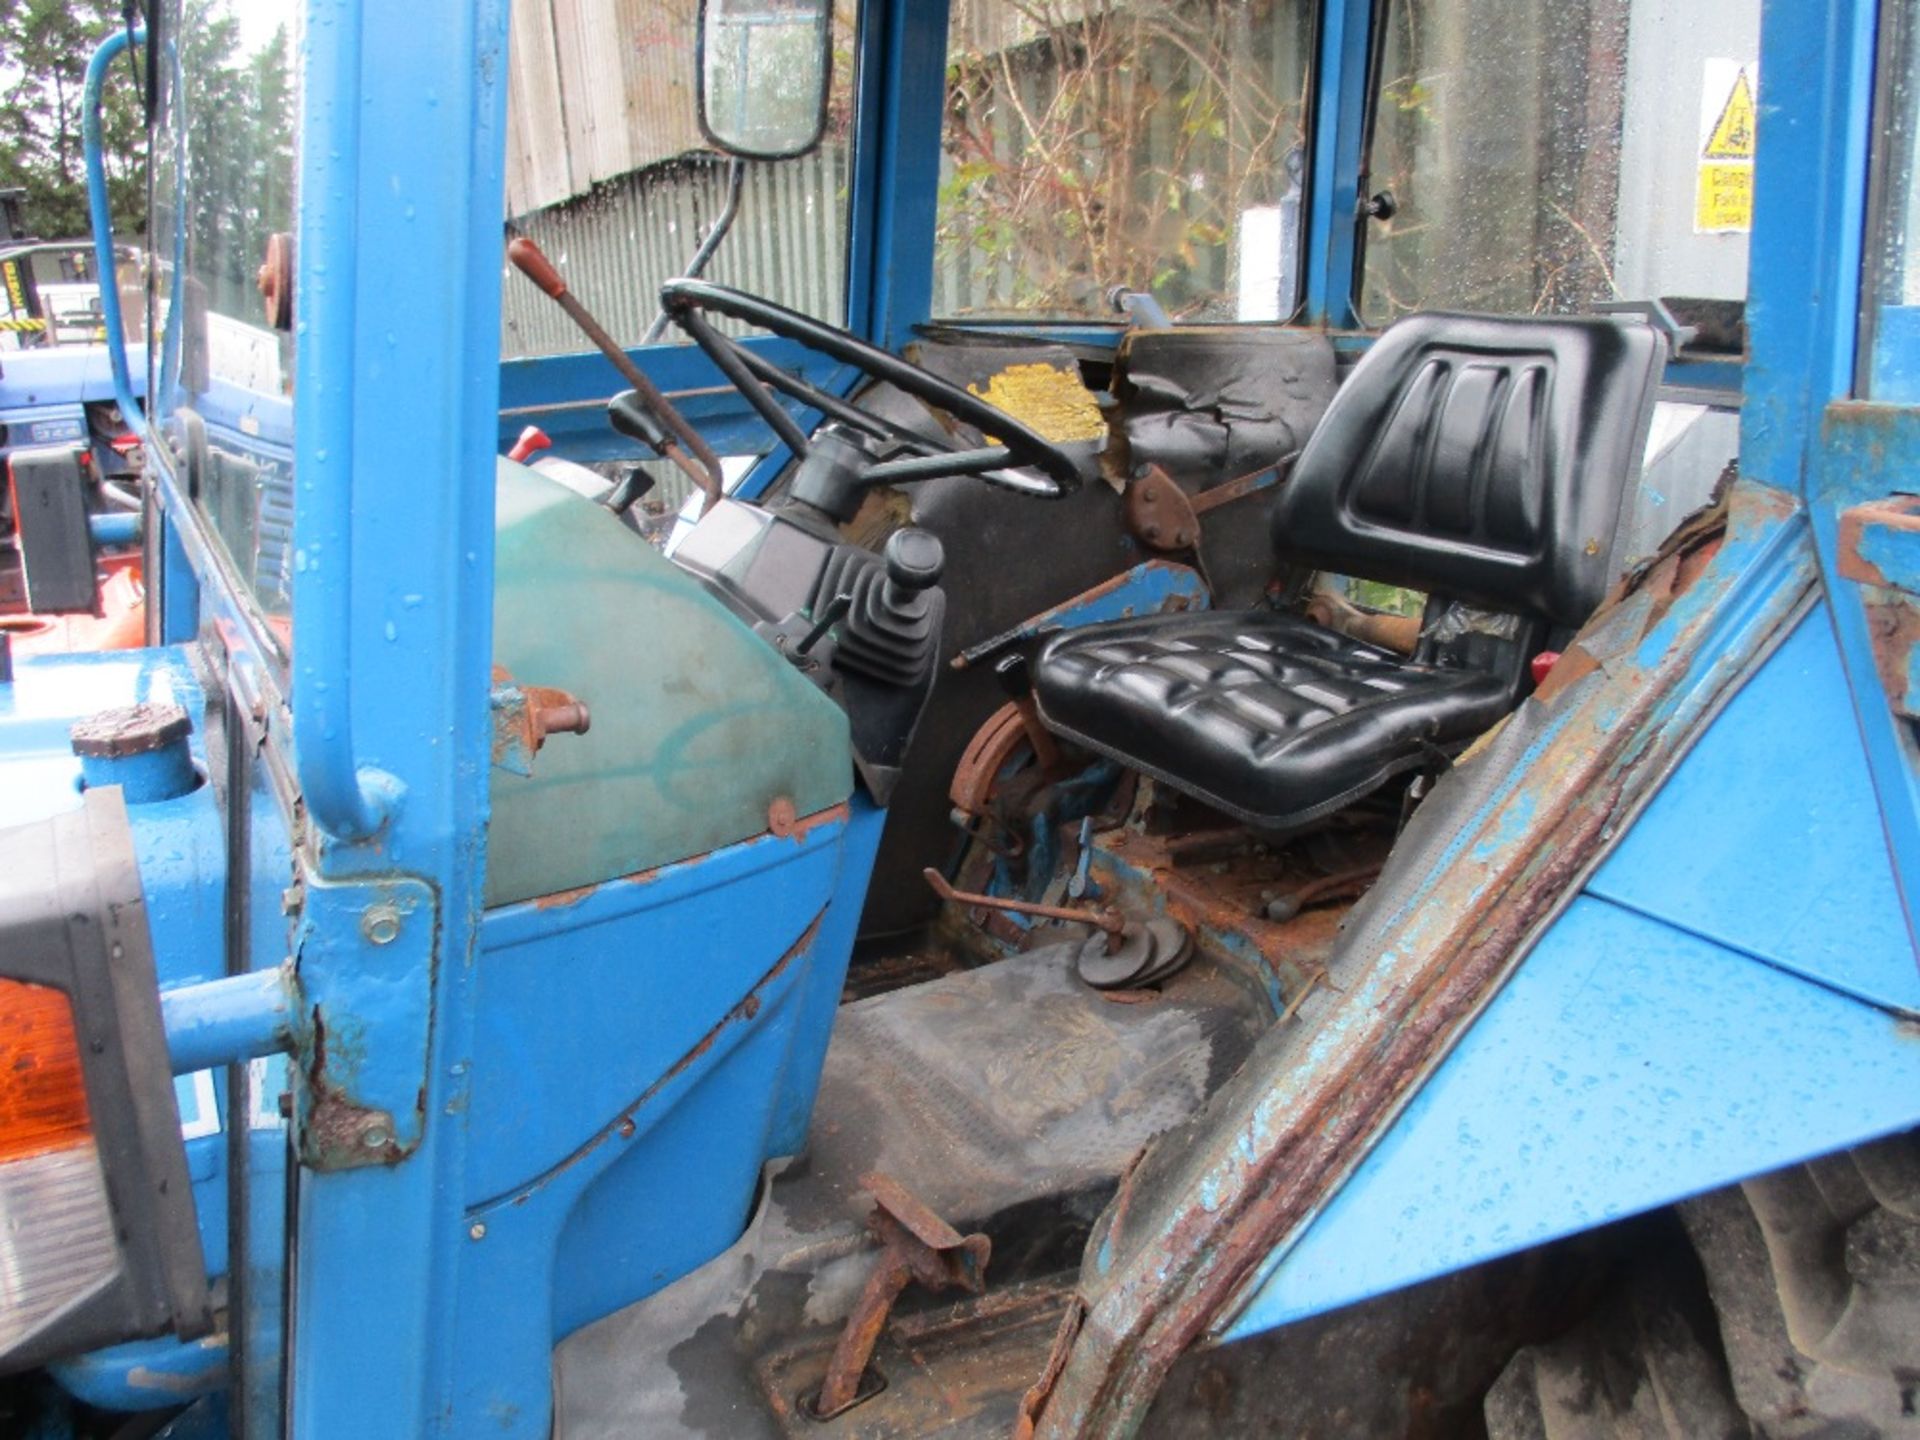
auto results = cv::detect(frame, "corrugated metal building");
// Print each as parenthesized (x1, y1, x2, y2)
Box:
(500, 0, 850, 359)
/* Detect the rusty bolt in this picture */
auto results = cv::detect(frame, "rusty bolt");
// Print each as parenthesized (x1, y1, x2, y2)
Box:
(1143, 523, 1163, 542)
(618, 1118, 636, 1139)
(360, 904, 402, 945)
(768, 795, 798, 837)
(532, 699, 591, 743)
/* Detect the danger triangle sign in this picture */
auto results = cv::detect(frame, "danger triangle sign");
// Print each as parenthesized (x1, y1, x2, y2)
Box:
(1703, 69, 1757, 160)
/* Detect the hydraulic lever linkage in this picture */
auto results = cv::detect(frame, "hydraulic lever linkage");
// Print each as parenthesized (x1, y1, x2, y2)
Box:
(505, 235, 723, 515)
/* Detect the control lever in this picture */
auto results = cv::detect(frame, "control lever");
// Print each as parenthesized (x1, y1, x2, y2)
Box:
(796, 592, 851, 658)
(505, 235, 724, 515)
(921, 866, 1125, 953)
(881, 527, 943, 622)
(922, 867, 1195, 989)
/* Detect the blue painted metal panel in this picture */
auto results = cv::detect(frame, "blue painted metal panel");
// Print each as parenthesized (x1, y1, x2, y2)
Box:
(1223, 890, 1920, 1341)
(280, 0, 511, 1434)
(1301, 0, 1371, 329)
(1588, 606, 1918, 1014)
(465, 821, 848, 1202)
(0, 645, 254, 1412)
(1741, 0, 1920, 945)
(495, 339, 852, 462)
(858, 0, 948, 350)
(432, 810, 861, 1437)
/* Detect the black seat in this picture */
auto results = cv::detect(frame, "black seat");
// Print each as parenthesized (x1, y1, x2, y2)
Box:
(1033, 312, 1665, 830)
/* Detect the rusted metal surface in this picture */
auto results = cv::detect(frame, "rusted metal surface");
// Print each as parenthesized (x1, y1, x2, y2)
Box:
(1262, 863, 1383, 923)
(257, 231, 293, 331)
(1094, 826, 1372, 1013)
(1834, 493, 1920, 588)
(774, 798, 849, 843)
(1301, 587, 1422, 654)
(767, 795, 798, 838)
(1025, 481, 1814, 1437)
(1124, 469, 1201, 553)
(1834, 493, 1920, 718)
(813, 1171, 993, 1418)
(948, 562, 1205, 672)
(951, 702, 1034, 816)
(69, 702, 192, 757)
(1015, 1299, 1088, 1440)
(489, 669, 592, 777)
(1188, 464, 1284, 516)
(923, 866, 1126, 951)
(748, 1280, 1073, 1438)
(292, 873, 439, 1172)
(1862, 598, 1920, 720)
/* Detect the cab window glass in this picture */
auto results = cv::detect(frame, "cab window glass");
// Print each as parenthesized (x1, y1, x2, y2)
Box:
(1362, 0, 1760, 327)
(149, 0, 300, 637)
(935, 0, 1316, 323)
(1864, 0, 1920, 399)
(500, 1, 857, 359)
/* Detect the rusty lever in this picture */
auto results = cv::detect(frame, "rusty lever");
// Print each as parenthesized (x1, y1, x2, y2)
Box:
(921, 867, 1125, 952)
(505, 235, 723, 515)
(813, 1172, 991, 1419)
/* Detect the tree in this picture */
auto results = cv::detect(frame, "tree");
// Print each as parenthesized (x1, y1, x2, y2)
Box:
(0, 0, 147, 240)
(938, 0, 1312, 319)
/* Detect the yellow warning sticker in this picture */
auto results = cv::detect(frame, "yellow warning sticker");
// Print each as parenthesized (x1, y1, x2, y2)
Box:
(1696, 60, 1758, 233)
(1703, 70, 1756, 159)
(967, 362, 1107, 445)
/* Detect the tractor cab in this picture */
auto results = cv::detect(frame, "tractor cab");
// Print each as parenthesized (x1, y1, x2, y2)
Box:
(0, 0, 1914, 1437)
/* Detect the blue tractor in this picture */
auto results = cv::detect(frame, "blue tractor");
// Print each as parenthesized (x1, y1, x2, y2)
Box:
(0, 216, 147, 636)
(0, 0, 1913, 1436)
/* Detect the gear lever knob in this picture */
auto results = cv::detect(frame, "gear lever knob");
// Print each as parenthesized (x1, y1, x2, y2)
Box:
(883, 528, 944, 592)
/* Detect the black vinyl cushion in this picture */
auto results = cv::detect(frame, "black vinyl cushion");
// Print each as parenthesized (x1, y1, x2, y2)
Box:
(1270, 312, 1664, 629)
(1030, 313, 1663, 827)
(1033, 610, 1513, 829)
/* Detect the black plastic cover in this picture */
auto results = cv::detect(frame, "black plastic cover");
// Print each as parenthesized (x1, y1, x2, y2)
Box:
(0, 788, 211, 1374)
(1117, 326, 1337, 481)
(7, 445, 96, 615)
(1034, 610, 1513, 830)
(1269, 313, 1664, 628)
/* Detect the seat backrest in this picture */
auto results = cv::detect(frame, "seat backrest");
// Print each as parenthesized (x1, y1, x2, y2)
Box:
(1268, 312, 1665, 629)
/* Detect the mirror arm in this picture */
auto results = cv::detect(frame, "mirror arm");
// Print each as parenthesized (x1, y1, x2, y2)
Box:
(643, 156, 746, 345)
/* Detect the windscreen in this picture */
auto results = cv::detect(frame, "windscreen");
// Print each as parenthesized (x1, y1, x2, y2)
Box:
(934, 0, 1317, 323)
(1360, 0, 1760, 330)
(147, 0, 300, 642)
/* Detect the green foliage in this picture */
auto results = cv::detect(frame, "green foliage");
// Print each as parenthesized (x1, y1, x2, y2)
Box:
(0, 0, 147, 239)
(168, 0, 295, 316)
(937, 0, 1310, 319)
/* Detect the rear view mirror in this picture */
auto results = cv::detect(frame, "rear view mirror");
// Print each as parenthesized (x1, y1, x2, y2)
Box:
(696, 0, 833, 160)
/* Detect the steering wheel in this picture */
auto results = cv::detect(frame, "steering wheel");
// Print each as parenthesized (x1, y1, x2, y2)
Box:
(658, 279, 1093, 499)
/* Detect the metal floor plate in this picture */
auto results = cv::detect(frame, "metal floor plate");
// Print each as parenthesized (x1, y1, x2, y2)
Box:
(554, 942, 1268, 1438)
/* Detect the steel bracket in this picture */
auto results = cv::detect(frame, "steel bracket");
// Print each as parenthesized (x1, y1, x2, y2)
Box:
(289, 865, 438, 1170)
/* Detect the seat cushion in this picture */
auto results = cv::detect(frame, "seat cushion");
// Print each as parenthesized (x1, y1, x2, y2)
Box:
(1033, 610, 1514, 829)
